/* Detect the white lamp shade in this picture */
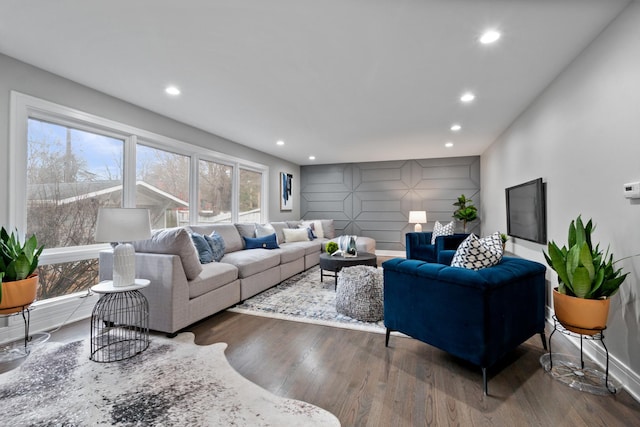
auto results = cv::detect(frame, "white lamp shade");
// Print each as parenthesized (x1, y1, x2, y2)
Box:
(408, 211, 427, 224)
(95, 208, 152, 243)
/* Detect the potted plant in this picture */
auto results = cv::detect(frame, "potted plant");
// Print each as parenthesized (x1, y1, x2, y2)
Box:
(0, 227, 44, 314)
(500, 233, 508, 251)
(543, 216, 630, 335)
(452, 194, 478, 232)
(326, 241, 339, 255)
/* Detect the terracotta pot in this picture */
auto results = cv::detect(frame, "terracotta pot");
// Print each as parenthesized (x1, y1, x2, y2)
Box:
(552, 288, 610, 336)
(0, 274, 38, 314)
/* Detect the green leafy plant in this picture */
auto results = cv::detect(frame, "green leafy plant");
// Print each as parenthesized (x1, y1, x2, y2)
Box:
(0, 227, 44, 302)
(543, 215, 629, 299)
(326, 241, 339, 255)
(452, 194, 478, 232)
(500, 233, 508, 244)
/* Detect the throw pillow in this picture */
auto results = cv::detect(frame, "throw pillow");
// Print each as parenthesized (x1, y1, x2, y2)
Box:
(312, 220, 325, 239)
(204, 232, 226, 262)
(298, 223, 316, 240)
(450, 232, 504, 270)
(256, 223, 278, 241)
(133, 227, 203, 280)
(320, 219, 336, 239)
(190, 232, 214, 264)
(431, 220, 455, 244)
(243, 233, 279, 250)
(282, 227, 310, 243)
(235, 223, 256, 239)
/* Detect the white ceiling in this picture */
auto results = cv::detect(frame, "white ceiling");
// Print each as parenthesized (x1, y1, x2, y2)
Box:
(0, 0, 631, 165)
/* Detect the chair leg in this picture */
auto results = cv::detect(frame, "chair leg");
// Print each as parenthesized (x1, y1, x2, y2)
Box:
(385, 328, 391, 347)
(540, 332, 548, 351)
(482, 367, 488, 396)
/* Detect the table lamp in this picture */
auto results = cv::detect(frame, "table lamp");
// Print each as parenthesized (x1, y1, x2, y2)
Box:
(409, 211, 427, 232)
(95, 208, 152, 287)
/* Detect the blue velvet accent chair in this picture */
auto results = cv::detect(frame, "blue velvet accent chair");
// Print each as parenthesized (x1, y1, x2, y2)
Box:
(405, 232, 469, 263)
(382, 256, 547, 395)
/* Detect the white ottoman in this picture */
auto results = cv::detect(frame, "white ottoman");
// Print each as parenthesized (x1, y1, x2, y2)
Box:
(336, 265, 383, 322)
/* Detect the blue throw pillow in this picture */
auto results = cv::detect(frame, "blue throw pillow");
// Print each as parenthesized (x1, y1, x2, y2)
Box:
(243, 233, 279, 250)
(204, 232, 226, 262)
(190, 232, 214, 264)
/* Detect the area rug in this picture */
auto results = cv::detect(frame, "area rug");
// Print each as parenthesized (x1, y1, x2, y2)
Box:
(0, 333, 340, 426)
(229, 266, 387, 334)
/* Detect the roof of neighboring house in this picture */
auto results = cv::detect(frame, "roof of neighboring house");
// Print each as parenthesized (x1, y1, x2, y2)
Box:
(27, 180, 188, 208)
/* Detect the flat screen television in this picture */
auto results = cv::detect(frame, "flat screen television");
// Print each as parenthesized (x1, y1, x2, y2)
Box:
(505, 178, 547, 244)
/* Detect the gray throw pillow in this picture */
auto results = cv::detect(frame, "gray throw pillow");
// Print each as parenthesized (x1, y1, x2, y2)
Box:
(133, 227, 203, 280)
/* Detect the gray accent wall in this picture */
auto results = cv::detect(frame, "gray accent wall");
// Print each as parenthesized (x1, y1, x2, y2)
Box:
(301, 156, 480, 251)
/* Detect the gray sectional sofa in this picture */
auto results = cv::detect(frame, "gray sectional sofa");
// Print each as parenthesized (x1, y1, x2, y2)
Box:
(98, 220, 375, 335)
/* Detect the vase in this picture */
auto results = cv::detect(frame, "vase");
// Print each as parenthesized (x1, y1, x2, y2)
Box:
(347, 236, 357, 256)
(552, 288, 610, 336)
(0, 274, 38, 314)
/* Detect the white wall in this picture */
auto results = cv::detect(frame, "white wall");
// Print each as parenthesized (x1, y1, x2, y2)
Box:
(482, 3, 640, 398)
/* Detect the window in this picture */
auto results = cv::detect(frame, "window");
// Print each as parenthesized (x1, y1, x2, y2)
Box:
(26, 118, 124, 299)
(239, 168, 262, 223)
(198, 159, 233, 223)
(10, 92, 268, 307)
(136, 144, 190, 229)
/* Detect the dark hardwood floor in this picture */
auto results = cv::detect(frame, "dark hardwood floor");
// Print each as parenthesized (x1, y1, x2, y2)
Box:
(35, 310, 640, 427)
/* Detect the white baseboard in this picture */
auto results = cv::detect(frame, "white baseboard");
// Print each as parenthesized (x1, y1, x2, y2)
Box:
(0, 292, 97, 346)
(545, 309, 640, 403)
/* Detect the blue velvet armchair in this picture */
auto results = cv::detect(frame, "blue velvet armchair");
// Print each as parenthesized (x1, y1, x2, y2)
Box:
(405, 232, 469, 263)
(382, 256, 547, 395)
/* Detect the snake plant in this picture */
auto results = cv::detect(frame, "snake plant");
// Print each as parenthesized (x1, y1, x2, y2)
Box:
(543, 216, 628, 299)
(0, 227, 44, 302)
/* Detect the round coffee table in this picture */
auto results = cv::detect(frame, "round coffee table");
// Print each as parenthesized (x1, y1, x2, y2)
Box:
(319, 252, 377, 289)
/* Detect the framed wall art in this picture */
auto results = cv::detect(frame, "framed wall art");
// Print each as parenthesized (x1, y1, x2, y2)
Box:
(280, 172, 293, 211)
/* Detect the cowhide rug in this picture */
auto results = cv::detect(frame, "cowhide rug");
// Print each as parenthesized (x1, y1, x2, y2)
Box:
(0, 333, 340, 426)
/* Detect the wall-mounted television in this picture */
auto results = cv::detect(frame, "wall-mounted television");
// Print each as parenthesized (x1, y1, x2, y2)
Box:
(505, 178, 547, 244)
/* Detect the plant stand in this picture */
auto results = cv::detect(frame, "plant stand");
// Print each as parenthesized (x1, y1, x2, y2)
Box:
(540, 315, 618, 395)
(0, 306, 51, 363)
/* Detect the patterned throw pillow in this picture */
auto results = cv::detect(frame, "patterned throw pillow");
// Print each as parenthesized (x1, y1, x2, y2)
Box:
(204, 232, 226, 262)
(431, 220, 455, 244)
(450, 232, 504, 270)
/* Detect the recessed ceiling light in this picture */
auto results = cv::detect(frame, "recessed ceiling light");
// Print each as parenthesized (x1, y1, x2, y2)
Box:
(165, 86, 181, 96)
(450, 124, 462, 132)
(460, 92, 475, 103)
(479, 30, 501, 44)
(445, 142, 454, 148)
(276, 140, 285, 146)
(308, 155, 316, 160)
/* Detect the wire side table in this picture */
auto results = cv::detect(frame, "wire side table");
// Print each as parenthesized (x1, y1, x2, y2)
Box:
(90, 279, 150, 362)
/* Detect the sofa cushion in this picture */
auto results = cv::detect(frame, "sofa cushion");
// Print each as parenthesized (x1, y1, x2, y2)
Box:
(204, 232, 226, 262)
(133, 227, 203, 280)
(243, 233, 279, 249)
(281, 240, 322, 256)
(221, 249, 281, 278)
(188, 261, 239, 299)
(275, 243, 306, 264)
(269, 222, 289, 244)
(320, 219, 336, 239)
(190, 232, 214, 264)
(431, 221, 454, 244)
(235, 223, 256, 241)
(283, 228, 310, 243)
(208, 224, 244, 253)
(451, 232, 503, 270)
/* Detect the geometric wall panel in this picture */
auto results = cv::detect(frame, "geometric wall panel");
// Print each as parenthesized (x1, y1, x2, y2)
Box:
(300, 156, 480, 251)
